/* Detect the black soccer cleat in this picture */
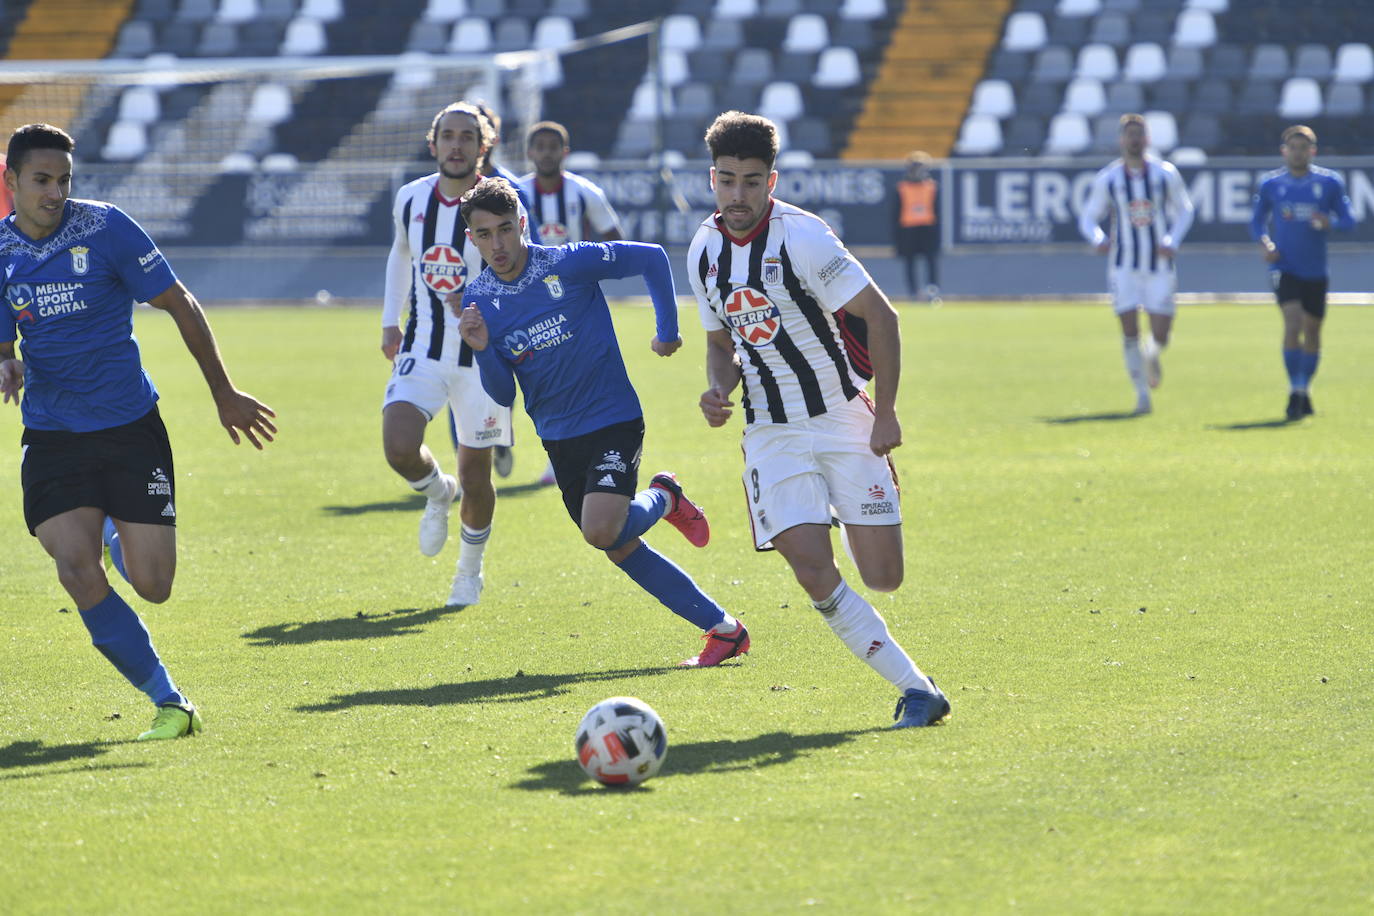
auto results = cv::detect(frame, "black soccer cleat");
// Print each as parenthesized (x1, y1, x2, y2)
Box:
(1301, 392, 1315, 416)
(1285, 393, 1304, 421)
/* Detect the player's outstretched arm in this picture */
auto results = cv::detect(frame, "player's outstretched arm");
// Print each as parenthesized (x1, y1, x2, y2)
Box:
(0, 341, 23, 404)
(700, 329, 741, 427)
(148, 281, 277, 449)
(840, 284, 902, 456)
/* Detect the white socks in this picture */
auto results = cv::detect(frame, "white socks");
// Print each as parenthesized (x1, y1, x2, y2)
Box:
(812, 581, 932, 694)
(1122, 336, 1147, 396)
(711, 613, 741, 634)
(457, 524, 490, 578)
(412, 466, 452, 501)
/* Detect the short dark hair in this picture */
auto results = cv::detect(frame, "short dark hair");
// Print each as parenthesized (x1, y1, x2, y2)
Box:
(7, 123, 75, 173)
(460, 177, 521, 223)
(527, 120, 569, 148)
(705, 111, 778, 169)
(427, 102, 492, 149)
(1119, 113, 1146, 132)
(1282, 124, 1317, 145)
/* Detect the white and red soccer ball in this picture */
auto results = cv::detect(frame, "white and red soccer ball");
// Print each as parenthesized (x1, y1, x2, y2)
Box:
(574, 697, 667, 786)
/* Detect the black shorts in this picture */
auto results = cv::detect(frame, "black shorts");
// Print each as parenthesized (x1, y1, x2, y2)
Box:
(896, 225, 939, 257)
(1273, 271, 1328, 319)
(20, 406, 176, 536)
(542, 417, 644, 527)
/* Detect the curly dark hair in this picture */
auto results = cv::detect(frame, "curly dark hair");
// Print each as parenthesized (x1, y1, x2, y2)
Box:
(459, 176, 521, 223)
(704, 111, 778, 169)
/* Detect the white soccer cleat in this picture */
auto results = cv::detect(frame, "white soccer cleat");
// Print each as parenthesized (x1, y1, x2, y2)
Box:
(447, 573, 483, 607)
(1143, 341, 1162, 389)
(418, 474, 458, 557)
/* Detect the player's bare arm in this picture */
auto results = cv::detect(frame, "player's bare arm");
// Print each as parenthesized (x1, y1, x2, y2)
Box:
(148, 281, 277, 449)
(0, 340, 23, 403)
(840, 283, 903, 456)
(700, 328, 741, 427)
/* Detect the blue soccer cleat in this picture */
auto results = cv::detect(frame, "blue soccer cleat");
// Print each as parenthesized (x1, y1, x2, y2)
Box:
(891, 681, 950, 729)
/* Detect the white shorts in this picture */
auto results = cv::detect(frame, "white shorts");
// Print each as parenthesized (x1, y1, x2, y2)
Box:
(1108, 267, 1176, 316)
(739, 395, 901, 550)
(382, 354, 513, 448)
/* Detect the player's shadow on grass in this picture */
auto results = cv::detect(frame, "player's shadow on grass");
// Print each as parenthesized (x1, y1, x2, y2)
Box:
(511, 727, 885, 795)
(322, 482, 551, 517)
(1207, 418, 1296, 431)
(296, 667, 682, 713)
(0, 739, 148, 781)
(242, 605, 466, 646)
(1039, 411, 1144, 424)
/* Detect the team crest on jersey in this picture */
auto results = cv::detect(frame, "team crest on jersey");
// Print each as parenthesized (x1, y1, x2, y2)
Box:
(723, 286, 782, 347)
(763, 256, 782, 285)
(543, 274, 564, 299)
(1128, 199, 1154, 227)
(539, 222, 569, 246)
(7, 283, 34, 323)
(69, 246, 90, 275)
(421, 244, 468, 293)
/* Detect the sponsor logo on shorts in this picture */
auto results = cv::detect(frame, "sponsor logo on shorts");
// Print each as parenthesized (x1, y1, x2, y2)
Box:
(161, 501, 176, 518)
(868, 484, 886, 500)
(148, 467, 171, 496)
(595, 450, 627, 473)
(475, 426, 504, 441)
(860, 495, 895, 517)
(597, 474, 616, 487)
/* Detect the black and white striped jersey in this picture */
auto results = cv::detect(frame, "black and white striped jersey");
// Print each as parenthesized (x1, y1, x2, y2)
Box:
(381, 173, 529, 364)
(1078, 155, 1194, 272)
(688, 198, 875, 426)
(515, 170, 620, 246)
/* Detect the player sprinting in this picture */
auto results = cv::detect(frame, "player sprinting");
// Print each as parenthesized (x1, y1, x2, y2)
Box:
(1249, 125, 1356, 421)
(690, 111, 948, 728)
(1077, 114, 1195, 415)
(0, 124, 276, 740)
(380, 102, 527, 608)
(453, 178, 748, 667)
(517, 118, 623, 486)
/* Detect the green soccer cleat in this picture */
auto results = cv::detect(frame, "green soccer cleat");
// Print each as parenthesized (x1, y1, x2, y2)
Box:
(136, 703, 204, 741)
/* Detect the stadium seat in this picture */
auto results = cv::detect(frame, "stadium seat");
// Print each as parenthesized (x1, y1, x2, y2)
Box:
(407, 20, 447, 52)
(1190, 80, 1233, 114)
(813, 47, 861, 88)
(1170, 146, 1207, 166)
(989, 50, 1032, 82)
(281, 16, 326, 53)
(776, 149, 815, 168)
(970, 79, 1016, 118)
(1130, 10, 1174, 43)
(775, 51, 817, 83)
(787, 117, 832, 155)
(1044, 112, 1090, 154)
(534, 54, 563, 89)
(1180, 112, 1222, 150)
(218, 152, 257, 173)
(1076, 44, 1118, 80)
(1056, 0, 1100, 17)
(759, 81, 804, 121)
(1089, 114, 1121, 152)
(117, 87, 161, 124)
(217, 0, 258, 23)
(718, 85, 760, 113)
(1248, 44, 1289, 82)
(1205, 44, 1247, 80)
(1278, 78, 1322, 118)
(247, 83, 293, 124)
(954, 114, 1002, 155)
(1001, 114, 1044, 153)
(532, 16, 575, 50)
(1164, 46, 1203, 81)
(1143, 110, 1177, 151)
(714, 0, 757, 17)
(676, 82, 716, 118)
(613, 120, 655, 158)
(258, 0, 298, 19)
(1047, 16, 1089, 47)
(1185, 0, 1227, 11)
(260, 152, 299, 172)
(493, 18, 531, 53)
(1324, 82, 1363, 116)
(659, 49, 689, 87)
(832, 19, 874, 53)
(1235, 81, 1279, 115)
(298, 0, 342, 21)
(1122, 43, 1166, 82)
(103, 122, 148, 161)
(761, 0, 803, 17)
(628, 81, 673, 119)
(1173, 10, 1216, 48)
(1003, 12, 1048, 52)
(1090, 12, 1132, 47)
(660, 15, 702, 52)
(549, 0, 589, 18)
(782, 14, 828, 53)
(565, 151, 600, 170)
(731, 48, 774, 86)
(421, 0, 465, 21)
(1019, 83, 1064, 116)
(1063, 77, 1106, 115)
(1103, 0, 1140, 10)
(1030, 46, 1074, 82)
(177, 0, 216, 23)
(1333, 43, 1374, 83)
(159, 21, 201, 56)
(1146, 79, 1190, 112)
(240, 19, 284, 53)
(449, 19, 491, 52)
(1292, 44, 1333, 80)
(111, 21, 157, 58)
(1105, 80, 1144, 112)
(136, 0, 176, 17)
(197, 22, 239, 55)
(838, 0, 886, 20)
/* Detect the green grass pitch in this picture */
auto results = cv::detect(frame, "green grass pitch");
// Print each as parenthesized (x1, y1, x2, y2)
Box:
(1, 301, 1371, 913)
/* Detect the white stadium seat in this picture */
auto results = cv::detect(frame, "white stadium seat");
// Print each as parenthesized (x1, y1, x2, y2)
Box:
(246, 83, 293, 123)
(1333, 43, 1374, 83)
(782, 14, 829, 53)
(660, 14, 701, 52)
(449, 18, 491, 52)
(658, 49, 689, 87)
(532, 15, 574, 50)
(218, 152, 258, 173)
(298, 0, 342, 21)
(217, 0, 259, 23)
(1278, 77, 1323, 118)
(813, 47, 861, 88)
(564, 151, 601, 171)
(281, 16, 326, 54)
(777, 149, 816, 168)
(954, 114, 1002, 155)
(1184, 0, 1228, 11)
(839, 0, 886, 20)
(1003, 12, 1047, 52)
(714, 0, 758, 18)
(628, 81, 673, 119)
(1063, 78, 1106, 115)
(1143, 110, 1178, 152)
(970, 79, 1016, 118)
(1057, 0, 1101, 17)
(116, 86, 160, 124)
(1173, 10, 1217, 48)
(1076, 44, 1119, 80)
(1170, 146, 1207, 166)
(422, 0, 467, 22)
(759, 81, 804, 121)
(103, 121, 148, 161)
(392, 52, 436, 90)
(1123, 42, 1167, 82)
(1044, 112, 1090, 154)
(260, 152, 300, 172)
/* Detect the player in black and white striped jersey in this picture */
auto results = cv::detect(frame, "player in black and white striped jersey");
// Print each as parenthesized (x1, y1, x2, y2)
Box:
(689, 111, 950, 729)
(1078, 113, 1195, 415)
(517, 120, 622, 248)
(379, 101, 527, 609)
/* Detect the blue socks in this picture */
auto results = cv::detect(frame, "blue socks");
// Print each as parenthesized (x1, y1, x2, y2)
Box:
(79, 589, 185, 708)
(1284, 348, 1321, 391)
(102, 516, 129, 584)
(1301, 350, 1320, 388)
(608, 487, 670, 551)
(614, 542, 726, 631)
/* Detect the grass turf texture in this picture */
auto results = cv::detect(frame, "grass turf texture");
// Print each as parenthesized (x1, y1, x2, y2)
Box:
(1, 302, 1371, 914)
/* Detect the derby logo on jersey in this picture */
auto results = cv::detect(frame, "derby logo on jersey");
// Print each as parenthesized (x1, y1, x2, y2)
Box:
(723, 286, 781, 347)
(7, 283, 34, 323)
(421, 244, 467, 293)
(538, 221, 568, 246)
(503, 328, 532, 363)
(763, 256, 782, 286)
(1128, 199, 1154, 227)
(69, 246, 89, 276)
(543, 274, 564, 299)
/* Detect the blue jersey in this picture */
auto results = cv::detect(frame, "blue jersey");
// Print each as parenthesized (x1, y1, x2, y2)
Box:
(1, 199, 177, 432)
(1249, 166, 1355, 280)
(466, 241, 678, 441)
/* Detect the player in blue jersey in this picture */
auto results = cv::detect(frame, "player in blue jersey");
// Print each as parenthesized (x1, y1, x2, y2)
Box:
(451, 178, 749, 667)
(1250, 125, 1356, 420)
(0, 124, 276, 740)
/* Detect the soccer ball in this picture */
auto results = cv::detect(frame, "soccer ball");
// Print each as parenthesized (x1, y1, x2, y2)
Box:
(574, 696, 668, 786)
